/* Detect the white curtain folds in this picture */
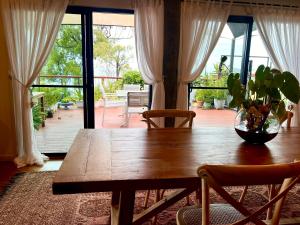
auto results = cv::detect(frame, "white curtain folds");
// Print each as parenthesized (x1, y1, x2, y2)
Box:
(253, 6, 300, 126)
(176, 0, 231, 110)
(134, 0, 165, 114)
(0, 0, 68, 167)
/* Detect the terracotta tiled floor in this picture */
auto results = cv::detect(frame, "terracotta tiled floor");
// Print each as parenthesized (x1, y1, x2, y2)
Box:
(36, 105, 236, 153)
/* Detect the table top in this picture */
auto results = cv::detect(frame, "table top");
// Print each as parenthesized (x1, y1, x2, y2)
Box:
(52, 127, 300, 194)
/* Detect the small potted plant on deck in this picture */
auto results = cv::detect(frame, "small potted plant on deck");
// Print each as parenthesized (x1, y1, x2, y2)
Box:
(227, 65, 300, 143)
(194, 89, 205, 108)
(213, 89, 227, 109)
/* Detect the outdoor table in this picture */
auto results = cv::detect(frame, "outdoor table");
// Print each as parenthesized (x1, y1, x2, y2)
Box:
(52, 127, 300, 225)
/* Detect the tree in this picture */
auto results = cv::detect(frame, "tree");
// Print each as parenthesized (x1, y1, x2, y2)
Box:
(93, 28, 131, 77)
(41, 25, 82, 99)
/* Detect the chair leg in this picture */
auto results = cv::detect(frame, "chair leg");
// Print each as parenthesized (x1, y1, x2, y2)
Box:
(143, 190, 151, 208)
(152, 189, 161, 225)
(102, 106, 106, 126)
(185, 195, 190, 205)
(195, 188, 202, 207)
(239, 185, 248, 203)
(267, 184, 276, 220)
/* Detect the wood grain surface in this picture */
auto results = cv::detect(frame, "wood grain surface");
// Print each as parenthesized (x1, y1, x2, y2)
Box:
(53, 127, 300, 194)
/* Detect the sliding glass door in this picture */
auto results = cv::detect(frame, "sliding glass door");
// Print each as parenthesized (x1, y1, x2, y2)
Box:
(32, 7, 147, 154)
(32, 12, 86, 154)
(189, 16, 253, 127)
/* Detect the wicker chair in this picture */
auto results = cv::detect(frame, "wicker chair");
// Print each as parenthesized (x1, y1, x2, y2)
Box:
(176, 162, 300, 225)
(142, 109, 196, 129)
(142, 109, 196, 223)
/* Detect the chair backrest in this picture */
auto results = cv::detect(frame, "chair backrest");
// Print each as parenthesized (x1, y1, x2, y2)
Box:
(197, 162, 300, 225)
(123, 84, 141, 91)
(279, 111, 293, 128)
(127, 91, 149, 108)
(142, 109, 196, 129)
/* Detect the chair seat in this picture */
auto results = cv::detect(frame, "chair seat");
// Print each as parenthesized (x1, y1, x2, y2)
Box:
(176, 204, 245, 225)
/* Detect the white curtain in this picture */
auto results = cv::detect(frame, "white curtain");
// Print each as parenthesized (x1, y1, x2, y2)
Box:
(253, 6, 300, 127)
(134, 0, 165, 114)
(177, 0, 231, 110)
(0, 0, 68, 167)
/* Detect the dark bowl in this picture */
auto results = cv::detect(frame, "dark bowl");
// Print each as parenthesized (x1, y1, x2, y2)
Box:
(235, 128, 278, 144)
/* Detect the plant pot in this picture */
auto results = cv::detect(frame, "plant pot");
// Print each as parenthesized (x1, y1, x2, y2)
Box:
(196, 100, 204, 108)
(214, 99, 225, 109)
(58, 102, 73, 110)
(234, 108, 280, 144)
(203, 102, 212, 109)
(46, 110, 54, 118)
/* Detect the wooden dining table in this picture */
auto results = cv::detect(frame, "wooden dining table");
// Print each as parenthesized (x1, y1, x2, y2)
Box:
(52, 127, 300, 225)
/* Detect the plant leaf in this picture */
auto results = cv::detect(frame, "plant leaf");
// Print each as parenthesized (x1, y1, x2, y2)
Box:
(273, 73, 284, 88)
(248, 80, 255, 91)
(267, 88, 281, 100)
(280, 71, 300, 104)
(255, 65, 265, 80)
(227, 73, 234, 95)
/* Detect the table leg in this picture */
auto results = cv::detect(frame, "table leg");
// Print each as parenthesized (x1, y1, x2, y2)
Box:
(111, 190, 135, 225)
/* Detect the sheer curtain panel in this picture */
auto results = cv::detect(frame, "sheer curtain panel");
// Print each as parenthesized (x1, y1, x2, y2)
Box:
(134, 0, 165, 116)
(253, 6, 300, 127)
(176, 0, 231, 110)
(0, 0, 68, 167)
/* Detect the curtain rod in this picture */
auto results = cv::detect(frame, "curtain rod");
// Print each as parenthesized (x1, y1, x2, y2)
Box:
(182, 0, 299, 9)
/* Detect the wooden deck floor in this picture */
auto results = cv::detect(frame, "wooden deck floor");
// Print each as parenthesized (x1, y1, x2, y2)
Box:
(36, 106, 236, 153)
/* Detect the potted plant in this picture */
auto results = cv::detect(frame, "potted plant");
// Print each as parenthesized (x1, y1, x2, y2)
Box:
(213, 89, 226, 109)
(227, 65, 300, 143)
(59, 96, 76, 110)
(194, 89, 205, 108)
(203, 95, 213, 109)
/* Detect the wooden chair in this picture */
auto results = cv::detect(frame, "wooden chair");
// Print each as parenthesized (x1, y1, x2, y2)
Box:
(238, 109, 295, 209)
(279, 111, 294, 128)
(142, 109, 196, 223)
(142, 109, 196, 129)
(176, 162, 300, 225)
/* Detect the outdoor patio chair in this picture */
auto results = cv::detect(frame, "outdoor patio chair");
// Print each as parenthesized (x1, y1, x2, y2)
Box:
(99, 84, 126, 126)
(123, 84, 141, 91)
(122, 91, 149, 127)
(176, 161, 300, 225)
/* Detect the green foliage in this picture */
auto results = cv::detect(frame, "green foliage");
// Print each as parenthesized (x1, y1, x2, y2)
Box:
(40, 88, 62, 108)
(41, 25, 82, 85)
(61, 96, 77, 104)
(122, 70, 144, 88)
(94, 28, 131, 77)
(213, 89, 227, 100)
(195, 89, 214, 102)
(32, 104, 45, 130)
(103, 80, 123, 93)
(227, 65, 300, 119)
(94, 85, 103, 101)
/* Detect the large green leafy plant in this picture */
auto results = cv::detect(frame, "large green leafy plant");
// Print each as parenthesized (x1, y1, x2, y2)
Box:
(227, 65, 300, 132)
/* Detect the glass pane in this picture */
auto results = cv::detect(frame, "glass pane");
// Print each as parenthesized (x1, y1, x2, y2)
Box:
(33, 13, 83, 86)
(190, 22, 251, 127)
(32, 13, 84, 154)
(32, 87, 84, 153)
(92, 12, 147, 128)
(249, 22, 273, 76)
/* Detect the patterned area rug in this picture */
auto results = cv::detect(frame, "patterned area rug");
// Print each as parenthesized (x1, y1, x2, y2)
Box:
(1, 172, 300, 225)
